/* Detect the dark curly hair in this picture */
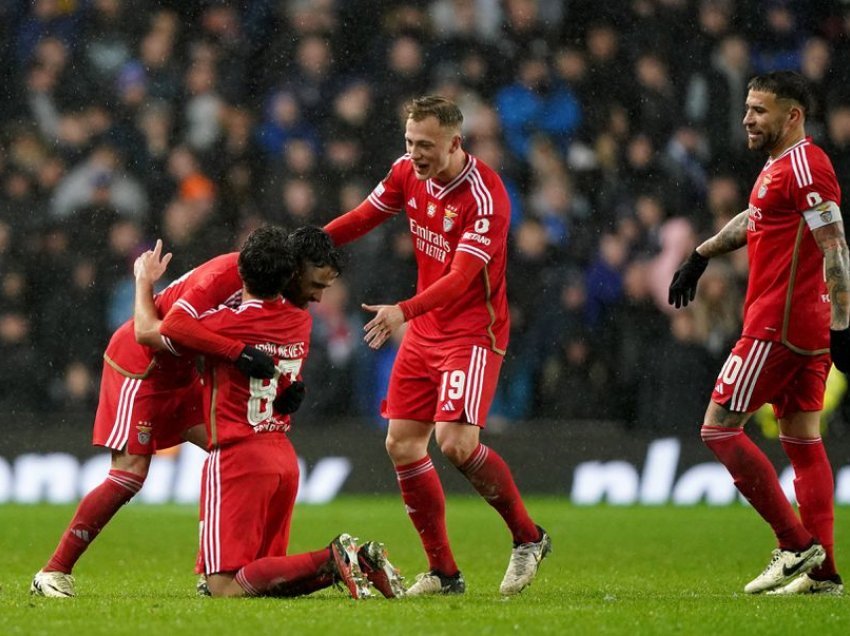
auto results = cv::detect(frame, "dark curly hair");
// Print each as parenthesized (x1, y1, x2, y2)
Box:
(237, 225, 294, 298)
(287, 225, 344, 275)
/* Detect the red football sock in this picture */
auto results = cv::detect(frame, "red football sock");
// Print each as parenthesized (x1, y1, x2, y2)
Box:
(781, 435, 837, 578)
(458, 444, 539, 545)
(395, 456, 458, 576)
(235, 549, 331, 597)
(701, 426, 812, 550)
(45, 470, 144, 573)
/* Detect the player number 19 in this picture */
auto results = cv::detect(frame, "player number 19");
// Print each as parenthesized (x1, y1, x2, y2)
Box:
(440, 370, 466, 401)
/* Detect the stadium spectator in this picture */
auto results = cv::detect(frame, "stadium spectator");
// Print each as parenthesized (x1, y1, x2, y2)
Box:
(5, 1, 850, 435)
(495, 52, 582, 161)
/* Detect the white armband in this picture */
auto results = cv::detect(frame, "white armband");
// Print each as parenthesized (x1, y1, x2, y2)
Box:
(803, 200, 842, 231)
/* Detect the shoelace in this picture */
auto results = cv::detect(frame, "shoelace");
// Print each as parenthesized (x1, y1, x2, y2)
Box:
(759, 549, 783, 575)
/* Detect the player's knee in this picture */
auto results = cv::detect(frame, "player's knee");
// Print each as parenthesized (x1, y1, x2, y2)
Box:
(111, 451, 151, 480)
(385, 433, 424, 465)
(438, 438, 474, 466)
(207, 574, 244, 597)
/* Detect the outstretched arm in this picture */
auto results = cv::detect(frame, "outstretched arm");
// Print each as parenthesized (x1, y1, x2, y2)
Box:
(695, 209, 749, 258)
(133, 239, 172, 350)
(669, 210, 749, 308)
(361, 251, 483, 350)
(324, 199, 394, 246)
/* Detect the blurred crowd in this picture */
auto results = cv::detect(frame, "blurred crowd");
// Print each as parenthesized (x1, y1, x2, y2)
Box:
(3, 0, 850, 429)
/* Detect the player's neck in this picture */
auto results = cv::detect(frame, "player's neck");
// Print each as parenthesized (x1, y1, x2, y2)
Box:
(243, 289, 278, 303)
(434, 150, 467, 183)
(768, 129, 806, 159)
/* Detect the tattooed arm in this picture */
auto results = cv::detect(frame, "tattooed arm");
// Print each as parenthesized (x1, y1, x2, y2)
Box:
(669, 210, 749, 308)
(696, 209, 749, 258)
(812, 221, 850, 330)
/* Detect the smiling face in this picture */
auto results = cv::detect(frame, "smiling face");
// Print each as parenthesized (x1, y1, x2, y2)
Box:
(742, 89, 802, 156)
(405, 115, 462, 182)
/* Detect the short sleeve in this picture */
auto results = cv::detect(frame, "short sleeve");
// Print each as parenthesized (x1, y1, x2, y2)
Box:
(790, 145, 841, 213)
(173, 266, 243, 319)
(455, 174, 510, 265)
(366, 156, 407, 214)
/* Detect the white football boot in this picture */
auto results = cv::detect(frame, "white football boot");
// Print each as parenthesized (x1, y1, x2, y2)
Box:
(500, 526, 552, 596)
(744, 543, 825, 594)
(31, 570, 76, 598)
(767, 573, 844, 596)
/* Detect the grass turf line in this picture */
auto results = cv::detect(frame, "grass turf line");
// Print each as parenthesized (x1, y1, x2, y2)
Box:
(1, 497, 848, 635)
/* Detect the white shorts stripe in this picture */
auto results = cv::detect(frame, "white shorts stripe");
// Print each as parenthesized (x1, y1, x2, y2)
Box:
(740, 341, 772, 410)
(106, 377, 141, 449)
(729, 341, 763, 412)
(731, 340, 771, 412)
(203, 449, 222, 575)
(464, 348, 478, 425)
(464, 346, 487, 425)
(202, 455, 211, 574)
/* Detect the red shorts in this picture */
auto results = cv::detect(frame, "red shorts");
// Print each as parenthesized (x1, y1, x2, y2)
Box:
(711, 337, 831, 418)
(92, 364, 204, 455)
(384, 334, 503, 427)
(199, 433, 299, 575)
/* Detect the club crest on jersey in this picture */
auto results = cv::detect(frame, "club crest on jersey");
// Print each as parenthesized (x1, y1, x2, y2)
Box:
(136, 422, 152, 445)
(443, 209, 458, 232)
(757, 174, 772, 199)
(427, 201, 437, 218)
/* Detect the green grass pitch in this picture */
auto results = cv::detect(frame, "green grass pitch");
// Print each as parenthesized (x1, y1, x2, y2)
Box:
(1, 497, 848, 635)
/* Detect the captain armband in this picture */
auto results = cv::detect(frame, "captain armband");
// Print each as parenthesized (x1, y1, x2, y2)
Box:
(803, 200, 842, 231)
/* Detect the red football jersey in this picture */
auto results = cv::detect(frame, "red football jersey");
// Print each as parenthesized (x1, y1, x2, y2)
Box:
(369, 154, 510, 352)
(103, 253, 243, 383)
(743, 138, 841, 353)
(198, 298, 312, 448)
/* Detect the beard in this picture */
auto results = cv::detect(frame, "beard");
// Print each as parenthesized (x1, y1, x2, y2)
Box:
(747, 127, 782, 154)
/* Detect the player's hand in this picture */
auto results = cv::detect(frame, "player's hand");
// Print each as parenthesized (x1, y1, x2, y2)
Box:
(830, 328, 850, 373)
(668, 251, 709, 308)
(133, 239, 172, 285)
(273, 381, 306, 415)
(234, 345, 276, 379)
(362, 303, 405, 350)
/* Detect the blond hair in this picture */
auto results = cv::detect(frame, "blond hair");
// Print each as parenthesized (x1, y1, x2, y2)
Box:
(405, 95, 463, 129)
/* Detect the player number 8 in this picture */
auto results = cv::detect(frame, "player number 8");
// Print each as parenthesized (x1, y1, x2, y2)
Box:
(247, 359, 303, 425)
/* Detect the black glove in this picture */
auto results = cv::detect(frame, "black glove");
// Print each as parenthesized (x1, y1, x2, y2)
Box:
(830, 328, 850, 373)
(273, 381, 306, 415)
(234, 345, 276, 379)
(668, 251, 710, 308)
